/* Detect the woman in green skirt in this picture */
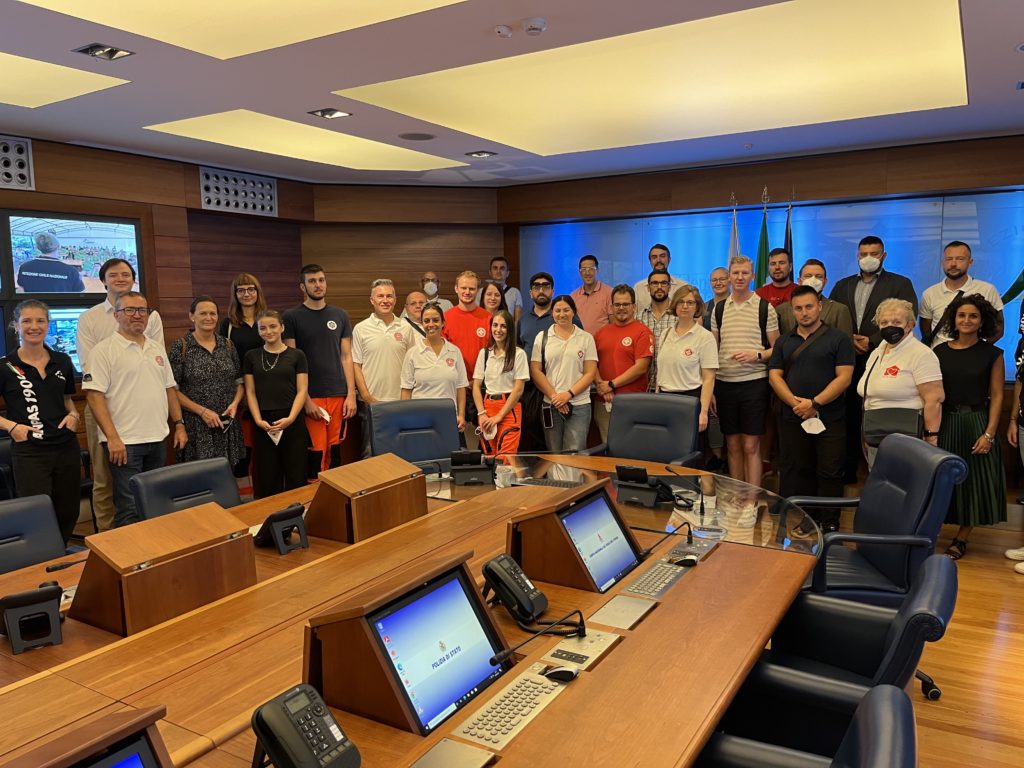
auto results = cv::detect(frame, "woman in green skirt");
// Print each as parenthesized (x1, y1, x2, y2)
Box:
(933, 294, 1006, 560)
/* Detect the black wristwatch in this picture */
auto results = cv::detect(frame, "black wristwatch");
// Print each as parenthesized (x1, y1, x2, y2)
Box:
(922, 430, 939, 438)
(608, 380, 616, 391)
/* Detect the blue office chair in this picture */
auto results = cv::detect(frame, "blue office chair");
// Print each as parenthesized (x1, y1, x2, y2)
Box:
(368, 399, 461, 473)
(580, 393, 702, 466)
(717, 555, 955, 758)
(129, 457, 242, 520)
(698, 685, 916, 768)
(0, 495, 66, 574)
(0, 435, 16, 501)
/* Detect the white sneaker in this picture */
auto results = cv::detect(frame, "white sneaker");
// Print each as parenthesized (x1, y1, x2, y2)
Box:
(1015, 561, 1024, 575)
(1005, 547, 1024, 561)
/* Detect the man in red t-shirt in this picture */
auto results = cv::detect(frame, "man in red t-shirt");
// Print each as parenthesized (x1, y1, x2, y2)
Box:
(593, 285, 653, 442)
(443, 270, 491, 450)
(756, 247, 796, 307)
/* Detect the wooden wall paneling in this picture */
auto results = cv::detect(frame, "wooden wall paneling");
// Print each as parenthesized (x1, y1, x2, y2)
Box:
(31, 142, 188, 208)
(276, 179, 315, 222)
(300, 223, 504, 323)
(883, 136, 1024, 194)
(314, 185, 497, 224)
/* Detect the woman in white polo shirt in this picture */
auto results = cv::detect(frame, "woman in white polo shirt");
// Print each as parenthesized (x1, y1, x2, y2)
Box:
(529, 295, 598, 452)
(857, 298, 944, 467)
(657, 286, 719, 432)
(400, 302, 468, 431)
(472, 310, 529, 457)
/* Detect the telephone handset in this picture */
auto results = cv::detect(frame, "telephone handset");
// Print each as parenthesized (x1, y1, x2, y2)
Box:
(251, 684, 360, 768)
(482, 554, 549, 623)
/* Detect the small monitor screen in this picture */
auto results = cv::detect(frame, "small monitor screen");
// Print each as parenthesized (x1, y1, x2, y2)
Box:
(45, 305, 92, 373)
(368, 568, 507, 735)
(82, 732, 159, 768)
(559, 489, 640, 592)
(9, 215, 140, 295)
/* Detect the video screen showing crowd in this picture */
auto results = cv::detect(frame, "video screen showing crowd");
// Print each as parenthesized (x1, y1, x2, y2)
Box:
(4, 242, 1022, 572)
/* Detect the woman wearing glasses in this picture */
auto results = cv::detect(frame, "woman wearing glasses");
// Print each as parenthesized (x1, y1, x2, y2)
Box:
(656, 286, 718, 432)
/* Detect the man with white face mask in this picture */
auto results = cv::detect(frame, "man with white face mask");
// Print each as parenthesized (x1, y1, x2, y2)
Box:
(414, 271, 453, 314)
(829, 235, 918, 482)
(776, 259, 854, 338)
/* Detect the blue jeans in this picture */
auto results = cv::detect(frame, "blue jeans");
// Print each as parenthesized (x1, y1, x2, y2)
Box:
(104, 441, 166, 527)
(543, 403, 591, 453)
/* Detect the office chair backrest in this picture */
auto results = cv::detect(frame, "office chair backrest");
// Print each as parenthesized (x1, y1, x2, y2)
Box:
(0, 495, 66, 574)
(855, 434, 966, 588)
(0, 436, 16, 500)
(129, 457, 242, 521)
(369, 399, 461, 471)
(874, 554, 957, 686)
(831, 685, 916, 768)
(606, 393, 699, 463)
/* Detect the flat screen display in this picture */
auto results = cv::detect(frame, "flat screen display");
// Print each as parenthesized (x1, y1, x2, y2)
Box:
(82, 732, 159, 767)
(559, 489, 640, 592)
(9, 215, 140, 295)
(367, 567, 507, 735)
(45, 305, 91, 373)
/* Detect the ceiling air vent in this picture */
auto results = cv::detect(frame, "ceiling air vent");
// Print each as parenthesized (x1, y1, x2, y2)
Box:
(0, 136, 35, 191)
(199, 167, 277, 217)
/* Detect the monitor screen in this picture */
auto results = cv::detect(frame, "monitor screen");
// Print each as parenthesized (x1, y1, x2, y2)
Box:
(45, 305, 93, 373)
(9, 215, 140, 295)
(82, 732, 160, 768)
(367, 567, 507, 735)
(558, 489, 641, 592)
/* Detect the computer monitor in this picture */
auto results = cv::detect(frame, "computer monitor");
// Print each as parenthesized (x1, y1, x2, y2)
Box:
(366, 566, 508, 735)
(46, 304, 94, 373)
(558, 488, 642, 592)
(81, 731, 161, 767)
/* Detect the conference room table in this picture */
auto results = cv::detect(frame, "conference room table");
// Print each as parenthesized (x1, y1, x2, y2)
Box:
(0, 454, 820, 767)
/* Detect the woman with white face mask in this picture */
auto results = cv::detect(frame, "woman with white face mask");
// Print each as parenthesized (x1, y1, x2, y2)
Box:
(856, 299, 944, 467)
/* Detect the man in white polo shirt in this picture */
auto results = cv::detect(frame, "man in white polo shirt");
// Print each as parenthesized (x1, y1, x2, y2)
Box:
(920, 240, 1004, 347)
(77, 257, 164, 530)
(353, 279, 415, 457)
(83, 292, 185, 527)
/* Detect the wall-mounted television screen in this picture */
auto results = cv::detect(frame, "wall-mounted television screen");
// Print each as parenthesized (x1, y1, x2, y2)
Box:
(45, 305, 92, 373)
(9, 215, 140, 295)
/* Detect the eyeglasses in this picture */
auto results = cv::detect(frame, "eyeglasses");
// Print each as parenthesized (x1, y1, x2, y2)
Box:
(612, 302, 634, 309)
(710, 278, 728, 284)
(531, 282, 553, 289)
(579, 267, 597, 274)
(235, 286, 258, 294)
(648, 281, 670, 288)
(116, 307, 148, 316)
(677, 300, 697, 307)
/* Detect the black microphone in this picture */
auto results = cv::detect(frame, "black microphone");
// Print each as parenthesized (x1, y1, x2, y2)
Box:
(45, 558, 88, 573)
(639, 519, 693, 560)
(488, 608, 586, 666)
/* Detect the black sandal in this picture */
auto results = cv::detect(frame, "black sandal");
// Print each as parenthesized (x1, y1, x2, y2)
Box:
(945, 538, 967, 560)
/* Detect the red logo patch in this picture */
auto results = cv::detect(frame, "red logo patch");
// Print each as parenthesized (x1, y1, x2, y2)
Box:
(884, 365, 900, 377)
(683, 348, 694, 357)
(445, 357, 455, 367)
(577, 350, 585, 359)
(475, 327, 486, 338)
(621, 337, 633, 347)
(393, 332, 404, 341)
(155, 356, 165, 367)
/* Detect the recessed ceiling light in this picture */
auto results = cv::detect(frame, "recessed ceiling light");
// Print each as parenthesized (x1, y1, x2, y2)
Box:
(308, 108, 351, 120)
(1017, 81, 1024, 91)
(399, 132, 436, 141)
(73, 43, 134, 60)
(466, 150, 497, 158)
(1016, 42, 1024, 53)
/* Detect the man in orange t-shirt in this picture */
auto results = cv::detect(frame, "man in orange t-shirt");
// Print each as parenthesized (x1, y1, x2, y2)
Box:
(443, 270, 491, 450)
(593, 284, 653, 442)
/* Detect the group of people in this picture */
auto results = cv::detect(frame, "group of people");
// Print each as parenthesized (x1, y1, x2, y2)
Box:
(2, 244, 1022, 576)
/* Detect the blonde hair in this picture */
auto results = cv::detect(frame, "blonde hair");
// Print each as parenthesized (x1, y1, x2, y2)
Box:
(669, 285, 705, 319)
(873, 298, 915, 327)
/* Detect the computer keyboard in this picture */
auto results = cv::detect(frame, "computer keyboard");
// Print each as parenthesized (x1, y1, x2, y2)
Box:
(623, 561, 687, 599)
(512, 477, 582, 488)
(457, 666, 565, 750)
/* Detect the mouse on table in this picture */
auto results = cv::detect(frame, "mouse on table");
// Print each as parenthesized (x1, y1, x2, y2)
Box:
(670, 554, 699, 567)
(542, 665, 580, 683)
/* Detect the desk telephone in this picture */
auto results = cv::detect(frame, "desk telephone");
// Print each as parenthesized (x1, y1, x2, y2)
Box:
(251, 684, 360, 768)
(483, 554, 549, 623)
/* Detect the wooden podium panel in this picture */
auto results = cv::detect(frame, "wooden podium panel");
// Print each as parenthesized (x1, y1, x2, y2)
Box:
(305, 453, 427, 543)
(69, 504, 256, 636)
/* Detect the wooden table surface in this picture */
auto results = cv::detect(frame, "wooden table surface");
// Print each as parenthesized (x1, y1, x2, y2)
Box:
(0, 459, 814, 767)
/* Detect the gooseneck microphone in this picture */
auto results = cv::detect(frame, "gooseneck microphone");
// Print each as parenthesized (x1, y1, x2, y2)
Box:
(489, 608, 586, 666)
(639, 520, 693, 559)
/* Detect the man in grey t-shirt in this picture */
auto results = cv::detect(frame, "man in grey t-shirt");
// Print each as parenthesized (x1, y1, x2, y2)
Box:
(283, 264, 355, 476)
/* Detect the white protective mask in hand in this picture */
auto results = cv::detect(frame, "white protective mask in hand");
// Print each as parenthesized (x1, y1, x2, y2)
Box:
(801, 417, 826, 435)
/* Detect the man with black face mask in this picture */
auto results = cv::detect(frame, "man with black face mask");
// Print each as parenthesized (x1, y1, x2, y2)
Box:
(830, 235, 918, 482)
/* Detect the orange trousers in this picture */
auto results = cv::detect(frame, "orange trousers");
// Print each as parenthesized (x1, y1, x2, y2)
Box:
(480, 395, 522, 458)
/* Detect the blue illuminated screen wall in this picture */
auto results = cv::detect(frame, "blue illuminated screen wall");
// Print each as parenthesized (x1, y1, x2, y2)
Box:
(519, 191, 1024, 376)
(368, 569, 505, 734)
(559, 490, 640, 592)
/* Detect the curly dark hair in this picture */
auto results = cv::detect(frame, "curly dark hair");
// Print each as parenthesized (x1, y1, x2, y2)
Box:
(937, 293, 999, 341)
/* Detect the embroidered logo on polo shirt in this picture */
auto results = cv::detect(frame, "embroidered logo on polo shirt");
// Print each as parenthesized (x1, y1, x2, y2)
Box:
(445, 358, 455, 367)
(683, 348, 694, 357)
(577, 350, 585, 359)
(621, 337, 632, 347)
(884, 365, 900, 377)
(476, 327, 486, 338)
(327, 320, 338, 330)
(83, 373, 93, 382)
(155, 356, 165, 367)
(54, 370, 66, 381)
(393, 332, 404, 341)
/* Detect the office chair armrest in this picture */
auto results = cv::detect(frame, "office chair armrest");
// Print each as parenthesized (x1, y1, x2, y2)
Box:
(671, 450, 703, 468)
(785, 495, 860, 509)
(746, 662, 870, 715)
(578, 443, 608, 457)
(811, 534, 934, 592)
(698, 733, 830, 768)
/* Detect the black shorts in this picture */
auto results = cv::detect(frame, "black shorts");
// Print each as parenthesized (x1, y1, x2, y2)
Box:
(714, 379, 769, 436)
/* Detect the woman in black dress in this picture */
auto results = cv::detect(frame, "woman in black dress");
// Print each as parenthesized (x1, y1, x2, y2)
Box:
(933, 294, 1006, 560)
(0, 300, 80, 542)
(169, 296, 245, 467)
(243, 309, 309, 498)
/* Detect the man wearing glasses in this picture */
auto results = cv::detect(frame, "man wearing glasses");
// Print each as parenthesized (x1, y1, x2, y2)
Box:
(83, 292, 186, 527)
(77, 257, 164, 531)
(593, 285, 653, 441)
(570, 255, 613, 334)
(633, 244, 689, 314)
(638, 270, 676, 393)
